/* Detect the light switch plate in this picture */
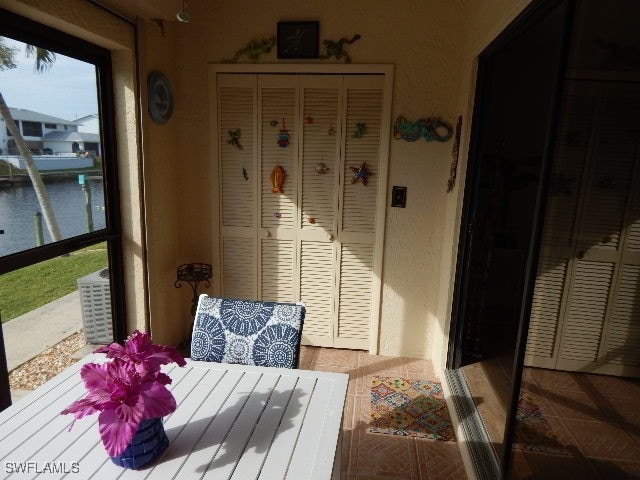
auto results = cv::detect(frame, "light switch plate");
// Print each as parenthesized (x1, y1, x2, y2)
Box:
(391, 186, 407, 207)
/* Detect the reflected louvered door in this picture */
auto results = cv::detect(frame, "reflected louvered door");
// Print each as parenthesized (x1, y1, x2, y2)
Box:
(526, 81, 640, 376)
(594, 90, 640, 376)
(259, 76, 298, 302)
(298, 76, 342, 346)
(525, 85, 597, 368)
(218, 75, 258, 299)
(335, 76, 385, 349)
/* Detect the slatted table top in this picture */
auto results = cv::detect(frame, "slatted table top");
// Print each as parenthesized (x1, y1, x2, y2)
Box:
(0, 355, 348, 480)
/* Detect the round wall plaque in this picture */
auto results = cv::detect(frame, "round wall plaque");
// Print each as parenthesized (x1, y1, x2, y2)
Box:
(147, 71, 174, 124)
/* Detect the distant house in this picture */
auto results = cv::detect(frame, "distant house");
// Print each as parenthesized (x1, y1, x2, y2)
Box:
(0, 108, 101, 156)
(74, 113, 100, 135)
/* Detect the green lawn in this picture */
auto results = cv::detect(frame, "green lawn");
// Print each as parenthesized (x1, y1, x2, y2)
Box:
(0, 244, 108, 322)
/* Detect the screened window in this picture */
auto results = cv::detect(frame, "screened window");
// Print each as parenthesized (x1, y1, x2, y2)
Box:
(0, 8, 126, 410)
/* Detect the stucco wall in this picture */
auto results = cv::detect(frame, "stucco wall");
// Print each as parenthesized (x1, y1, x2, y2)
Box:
(156, 0, 540, 357)
(141, 0, 536, 355)
(154, 0, 467, 356)
(162, 0, 472, 356)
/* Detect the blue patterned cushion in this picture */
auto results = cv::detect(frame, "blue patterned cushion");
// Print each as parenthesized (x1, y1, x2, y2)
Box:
(191, 295, 306, 369)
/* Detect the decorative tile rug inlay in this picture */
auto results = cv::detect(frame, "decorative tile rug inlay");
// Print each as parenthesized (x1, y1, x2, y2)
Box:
(514, 391, 569, 455)
(368, 376, 455, 441)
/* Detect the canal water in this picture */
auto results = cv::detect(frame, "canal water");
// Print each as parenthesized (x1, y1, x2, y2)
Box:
(0, 177, 105, 257)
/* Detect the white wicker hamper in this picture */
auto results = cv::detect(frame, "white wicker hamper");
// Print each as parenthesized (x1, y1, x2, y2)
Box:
(77, 268, 113, 344)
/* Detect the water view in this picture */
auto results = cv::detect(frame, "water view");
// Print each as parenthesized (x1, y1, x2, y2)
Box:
(0, 176, 105, 256)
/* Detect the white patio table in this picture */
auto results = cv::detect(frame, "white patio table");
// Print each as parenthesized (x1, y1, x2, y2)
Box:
(0, 354, 348, 480)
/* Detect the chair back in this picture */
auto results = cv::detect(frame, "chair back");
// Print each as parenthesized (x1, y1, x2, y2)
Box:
(191, 294, 306, 369)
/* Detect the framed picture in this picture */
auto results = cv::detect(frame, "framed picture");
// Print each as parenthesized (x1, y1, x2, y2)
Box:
(277, 21, 319, 59)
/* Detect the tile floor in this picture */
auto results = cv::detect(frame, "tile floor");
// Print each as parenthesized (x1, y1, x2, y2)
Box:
(303, 346, 640, 479)
(299, 346, 468, 480)
(509, 367, 640, 479)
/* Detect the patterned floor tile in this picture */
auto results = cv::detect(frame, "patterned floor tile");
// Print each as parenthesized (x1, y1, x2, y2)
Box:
(415, 438, 467, 480)
(359, 352, 410, 376)
(298, 345, 318, 369)
(523, 449, 598, 479)
(526, 368, 584, 392)
(353, 429, 420, 479)
(508, 448, 535, 479)
(542, 388, 613, 422)
(562, 418, 640, 461)
(603, 395, 640, 430)
(579, 374, 640, 399)
(588, 457, 640, 480)
(314, 347, 360, 368)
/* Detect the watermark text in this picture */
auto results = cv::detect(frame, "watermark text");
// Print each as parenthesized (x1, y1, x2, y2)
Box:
(4, 461, 80, 474)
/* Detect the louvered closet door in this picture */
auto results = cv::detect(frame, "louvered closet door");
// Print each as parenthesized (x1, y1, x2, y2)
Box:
(298, 76, 342, 346)
(217, 72, 389, 351)
(335, 76, 385, 350)
(525, 81, 640, 376)
(259, 76, 299, 302)
(218, 74, 258, 299)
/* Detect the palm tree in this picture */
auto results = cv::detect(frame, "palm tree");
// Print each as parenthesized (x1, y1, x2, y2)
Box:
(0, 38, 61, 242)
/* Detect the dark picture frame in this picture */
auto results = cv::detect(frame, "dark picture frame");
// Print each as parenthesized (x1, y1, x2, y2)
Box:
(277, 21, 319, 59)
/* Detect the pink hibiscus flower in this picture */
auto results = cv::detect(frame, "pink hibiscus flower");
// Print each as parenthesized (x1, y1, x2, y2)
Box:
(61, 331, 185, 456)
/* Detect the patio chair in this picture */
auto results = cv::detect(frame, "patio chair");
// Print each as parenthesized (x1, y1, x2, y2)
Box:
(190, 294, 306, 369)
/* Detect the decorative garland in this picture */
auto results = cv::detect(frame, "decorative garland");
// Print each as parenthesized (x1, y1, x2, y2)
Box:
(393, 116, 453, 143)
(319, 34, 361, 63)
(222, 37, 276, 63)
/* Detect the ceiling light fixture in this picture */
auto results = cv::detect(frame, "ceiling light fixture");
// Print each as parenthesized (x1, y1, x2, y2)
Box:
(176, 0, 191, 22)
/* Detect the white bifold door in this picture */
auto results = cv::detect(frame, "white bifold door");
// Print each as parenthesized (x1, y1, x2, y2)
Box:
(215, 73, 390, 350)
(525, 80, 640, 377)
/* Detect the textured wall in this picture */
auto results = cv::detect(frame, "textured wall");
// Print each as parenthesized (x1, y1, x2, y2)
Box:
(146, 0, 534, 355)
(167, 0, 471, 357)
